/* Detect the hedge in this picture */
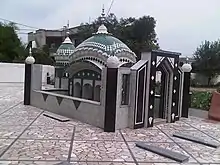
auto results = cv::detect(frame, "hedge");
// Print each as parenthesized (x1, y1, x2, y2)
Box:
(190, 91, 212, 110)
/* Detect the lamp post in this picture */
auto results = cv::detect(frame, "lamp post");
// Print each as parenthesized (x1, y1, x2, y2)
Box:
(24, 48, 35, 105)
(181, 62, 192, 118)
(104, 56, 120, 132)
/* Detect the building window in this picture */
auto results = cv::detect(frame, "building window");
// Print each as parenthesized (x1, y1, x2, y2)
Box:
(121, 74, 130, 105)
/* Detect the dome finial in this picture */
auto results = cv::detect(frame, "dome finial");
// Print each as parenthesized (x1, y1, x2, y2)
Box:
(97, 24, 108, 34)
(101, 4, 105, 23)
(63, 35, 72, 44)
(96, 5, 108, 34)
(66, 31, 70, 37)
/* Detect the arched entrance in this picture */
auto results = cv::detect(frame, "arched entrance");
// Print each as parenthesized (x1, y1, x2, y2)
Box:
(154, 58, 173, 123)
(146, 50, 181, 128)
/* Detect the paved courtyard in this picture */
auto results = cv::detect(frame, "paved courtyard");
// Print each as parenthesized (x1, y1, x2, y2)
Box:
(0, 83, 220, 165)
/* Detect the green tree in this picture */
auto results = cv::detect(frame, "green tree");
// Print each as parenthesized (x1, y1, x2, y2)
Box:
(0, 22, 26, 62)
(193, 40, 220, 85)
(77, 13, 159, 59)
(31, 45, 54, 65)
(118, 16, 159, 59)
(13, 44, 54, 65)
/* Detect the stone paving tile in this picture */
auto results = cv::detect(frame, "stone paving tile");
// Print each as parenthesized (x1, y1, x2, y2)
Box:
(156, 121, 196, 130)
(182, 117, 220, 129)
(0, 96, 22, 103)
(0, 97, 22, 114)
(70, 163, 199, 165)
(4, 162, 139, 165)
(202, 164, 220, 165)
(179, 142, 220, 163)
(0, 139, 14, 156)
(200, 129, 220, 142)
(0, 115, 36, 126)
(0, 161, 59, 165)
(0, 88, 23, 96)
(72, 121, 99, 127)
(0, 161, 200, 165)
(128, 142, 197, 163)
(138, 163, 200, 165)
(71, 162, 136, 165)
(189, 122, 220, 132)
(3, 105, 42, 118)
(1, 84, 220, 164)
(74, 126, 123, 141)
(32, 115, 76, 127)
(138, 163, 201, 165)
(71, 141, 133, 162)
(181, 116, 208, 123)
(20, 125, 74, 140)
(121, 128, 172, 142)
(0, 104, 42, 126)
(161, 129, 219, 143)
(0, 126, 27, 139)
(0, 90, 23, 99)
(1, 140, 70, 161)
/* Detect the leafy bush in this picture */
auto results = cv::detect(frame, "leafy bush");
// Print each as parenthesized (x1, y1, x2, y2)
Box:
(190, 91, 212, 110)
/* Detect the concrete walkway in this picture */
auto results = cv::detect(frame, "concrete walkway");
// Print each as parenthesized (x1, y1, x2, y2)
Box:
(0, 83, 220, 165)
(189, 108, 209, 119)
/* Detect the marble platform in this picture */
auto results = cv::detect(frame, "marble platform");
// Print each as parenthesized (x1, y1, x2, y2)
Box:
(0, 83, 220, 165)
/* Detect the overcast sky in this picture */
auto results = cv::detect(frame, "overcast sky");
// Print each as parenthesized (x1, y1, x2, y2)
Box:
(0, 0, 220, 56)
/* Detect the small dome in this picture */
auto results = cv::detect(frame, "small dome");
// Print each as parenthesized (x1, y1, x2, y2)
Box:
(70, 24, 136, 66)
(54, 37, 75, 64)
(56, 37, 75, 55)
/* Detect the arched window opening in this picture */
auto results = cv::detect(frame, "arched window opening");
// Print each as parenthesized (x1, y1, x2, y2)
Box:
(74, 82, 81, 98)
(82, 84, 93, 100)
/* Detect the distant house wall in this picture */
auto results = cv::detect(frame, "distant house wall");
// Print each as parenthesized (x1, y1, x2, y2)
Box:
(179, 57, 220, 85)
(0, 63, 54, 83)
(28, 26, 80, 49)
(191, 73, 220, 85)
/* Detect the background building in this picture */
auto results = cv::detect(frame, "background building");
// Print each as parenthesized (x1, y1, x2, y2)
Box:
(179, 56, 195, 64)
(27, 25, 82, 52)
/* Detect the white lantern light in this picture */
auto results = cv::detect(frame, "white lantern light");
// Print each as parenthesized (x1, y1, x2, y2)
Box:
(107, 56, 120, 68)
(182, 63, 192, 72)
(25, 56, 35, 64)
